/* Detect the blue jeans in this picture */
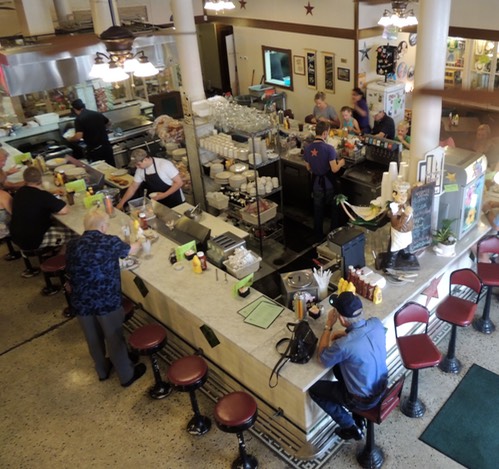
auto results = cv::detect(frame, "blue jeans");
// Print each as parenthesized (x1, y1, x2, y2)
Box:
(312, 189, 335, 238)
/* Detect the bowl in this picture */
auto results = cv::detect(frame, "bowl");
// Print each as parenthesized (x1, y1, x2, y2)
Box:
(184, 207, 202, 222)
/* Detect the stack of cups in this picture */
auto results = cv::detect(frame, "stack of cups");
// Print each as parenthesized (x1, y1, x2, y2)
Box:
(381, 171, 391, 205)
(398, 162, 409, 181)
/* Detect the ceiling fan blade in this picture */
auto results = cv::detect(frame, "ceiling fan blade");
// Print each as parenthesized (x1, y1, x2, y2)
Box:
(415, 87, 499, 108)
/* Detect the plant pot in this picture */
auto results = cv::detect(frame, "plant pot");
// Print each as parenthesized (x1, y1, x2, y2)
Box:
(433, 242, 456, 257)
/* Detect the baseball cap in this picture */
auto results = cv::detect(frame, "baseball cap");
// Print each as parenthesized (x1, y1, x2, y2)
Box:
(370, 102, 384, 117)
(129, 148, 149, 166)
(329, 292, 363, 318)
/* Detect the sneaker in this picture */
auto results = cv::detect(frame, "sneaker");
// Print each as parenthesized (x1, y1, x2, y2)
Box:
(353, 416, 366, 432)
(21, 268, 40, 278)
(334, 425, 363, 441)
(122, 363, 146, 388)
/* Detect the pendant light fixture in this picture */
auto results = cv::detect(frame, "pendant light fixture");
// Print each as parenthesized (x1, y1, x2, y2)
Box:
(378, 1, 418, 29)
(204, 1, 236, 12)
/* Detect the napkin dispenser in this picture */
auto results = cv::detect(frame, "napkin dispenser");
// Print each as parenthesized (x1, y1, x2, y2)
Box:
(280, 269, 319, 308)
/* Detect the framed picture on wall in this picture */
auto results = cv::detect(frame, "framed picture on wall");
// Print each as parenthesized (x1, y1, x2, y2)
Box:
(293, 55, 305, 76)
(337, 67, 350, 82)
(323, 53, 335, 93)
(306, 50, 317, 89)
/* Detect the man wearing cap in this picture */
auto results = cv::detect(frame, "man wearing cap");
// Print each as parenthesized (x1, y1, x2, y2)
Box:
(116, 149, 184, 210)
(371, 105, 395, 139)
(309, 292, 388, 441)
(67, 99, 114, 166)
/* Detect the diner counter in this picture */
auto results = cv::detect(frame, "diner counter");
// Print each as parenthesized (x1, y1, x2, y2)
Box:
(53, 195, 491, 457)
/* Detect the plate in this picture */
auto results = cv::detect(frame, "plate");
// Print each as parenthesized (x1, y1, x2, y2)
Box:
(55, 164, 76, 173)
(111, 169, 128, 177)
(143, 228, 159, 242)
(120, 256, 140, 270)
(46, 158, 67, 169)
(66, 167, 86, 178)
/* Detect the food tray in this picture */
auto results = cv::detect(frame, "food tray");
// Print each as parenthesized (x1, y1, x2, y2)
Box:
(128, 197, 156, 220)
(224, 252, 262, 279)
(240, 201, 277, 225)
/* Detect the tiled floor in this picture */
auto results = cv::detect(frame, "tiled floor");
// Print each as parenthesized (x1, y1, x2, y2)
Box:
(1, 242, 498, 468)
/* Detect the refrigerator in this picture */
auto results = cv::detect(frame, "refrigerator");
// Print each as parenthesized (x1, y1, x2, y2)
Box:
(367, 81, 406, 127)
(438, 147, 487, 240)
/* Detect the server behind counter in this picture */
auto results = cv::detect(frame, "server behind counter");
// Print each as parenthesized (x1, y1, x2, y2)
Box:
(67, 99, 114, 166)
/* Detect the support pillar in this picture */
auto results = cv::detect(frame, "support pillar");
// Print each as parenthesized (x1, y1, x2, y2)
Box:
(90, 0, 120, 36)
(53, 0, 74, 26)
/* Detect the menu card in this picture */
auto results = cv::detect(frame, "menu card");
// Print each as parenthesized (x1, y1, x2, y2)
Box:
(238, 296, 283, 329)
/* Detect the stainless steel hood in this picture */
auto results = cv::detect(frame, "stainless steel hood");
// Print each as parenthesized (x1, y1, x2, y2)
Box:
(0, 32, 177, 97)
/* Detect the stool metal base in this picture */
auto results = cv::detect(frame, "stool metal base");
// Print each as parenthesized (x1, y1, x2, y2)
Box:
(357, 446, 384, 469)
(401, 397, 426, 418)
(439, 356, 461, 374)
(187, 415, 211, 436)
(473, 316, 495, 334)
(149, 381, 172, 400)
(233, 454, 258, 469)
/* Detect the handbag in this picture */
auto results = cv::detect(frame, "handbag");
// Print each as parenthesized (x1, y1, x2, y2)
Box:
(269, 320, 318, 388)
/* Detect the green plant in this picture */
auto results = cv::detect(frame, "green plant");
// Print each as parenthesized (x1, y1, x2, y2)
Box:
(433, 218, 457, 245)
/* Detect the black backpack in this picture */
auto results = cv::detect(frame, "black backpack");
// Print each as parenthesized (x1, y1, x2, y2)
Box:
(269, 320, 318, 388)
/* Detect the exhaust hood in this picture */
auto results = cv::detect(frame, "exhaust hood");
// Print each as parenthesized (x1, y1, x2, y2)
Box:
(0, 32, 177, 97)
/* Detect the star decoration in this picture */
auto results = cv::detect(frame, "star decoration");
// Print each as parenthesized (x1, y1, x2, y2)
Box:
(421, 274, 443, 308)
(311, 148, 318, 157)
(359, 42, 372, 61)
(304, 1, 314, 15)
(239, 0, 247, 8)
(446, 172, 457, 183)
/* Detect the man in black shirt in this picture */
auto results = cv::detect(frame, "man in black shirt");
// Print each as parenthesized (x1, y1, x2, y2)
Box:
(371, 105, 395, 140)
(68, 99, 114, 166)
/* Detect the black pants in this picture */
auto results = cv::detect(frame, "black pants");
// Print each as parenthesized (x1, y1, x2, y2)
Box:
(87, 144, 114, 166)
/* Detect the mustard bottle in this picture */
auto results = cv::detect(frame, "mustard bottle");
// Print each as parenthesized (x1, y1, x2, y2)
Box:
(192, 255, 203, 274)
(346, 282, 356, 294)
(373, 286, 383, 304)
(337, 278, 345, 293)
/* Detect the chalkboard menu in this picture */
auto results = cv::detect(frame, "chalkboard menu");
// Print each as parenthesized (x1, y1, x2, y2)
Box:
(409, 182, 435, 253)
(307, 51, 316, 88)
(376, 45, 398, 76)
(324, 54, 334, 92)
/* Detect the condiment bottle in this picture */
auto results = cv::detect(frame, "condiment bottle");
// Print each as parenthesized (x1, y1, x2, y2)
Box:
(192, 255, 203, 274)
(138, 212, 148, 230)
(346, 282, 356, 294)
(169, 249, 177, 265)
(104, 195, 114, 217)
(197, 251, 207, 271)
(373, 286, 383, 304)
(367, 281, 376, 301)
(293, 292, 306, 321)
(347, 265, 354, 282)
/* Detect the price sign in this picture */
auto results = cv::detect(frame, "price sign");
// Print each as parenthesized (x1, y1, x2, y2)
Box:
(409, 182, 435, 253)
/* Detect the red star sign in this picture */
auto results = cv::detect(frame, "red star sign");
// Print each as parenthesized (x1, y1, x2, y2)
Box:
(239, 0, 247, 8)
(305, 1, 314, 15)
(421, 274, 443, 308)
(311, 148, 318, 157)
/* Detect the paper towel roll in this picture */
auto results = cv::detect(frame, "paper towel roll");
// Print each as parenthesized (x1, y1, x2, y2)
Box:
(260, 139, 268, 162)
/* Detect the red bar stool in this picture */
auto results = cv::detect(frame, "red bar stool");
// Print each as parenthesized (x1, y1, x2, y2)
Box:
(167, 355, 211, 436)
(473, 235, 499, 334)
(436, 268, 482, 374)
(40, 254, 66, 296)
(352, 376, 405, 469)
(214, 391, 258, 469)
(128, 323, 171, 399)
(394, 302, 442, 418)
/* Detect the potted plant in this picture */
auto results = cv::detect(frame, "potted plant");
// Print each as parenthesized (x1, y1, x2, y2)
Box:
(433, 218, 457, 256)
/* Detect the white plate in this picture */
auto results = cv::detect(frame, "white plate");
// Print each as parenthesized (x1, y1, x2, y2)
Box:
(46, 158, 67, 169)
(65, 167, 86, 178)
(120, 256, 140, 270)
(55, 164, 76, 173)
(111, 169, 128, 177)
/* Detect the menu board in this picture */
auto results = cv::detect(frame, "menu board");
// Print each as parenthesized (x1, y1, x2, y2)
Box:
(307, 51, 317, 89)
(409, 182, 435, 253)
(324, 54, 334, 92)
(376, 45, 398, 77)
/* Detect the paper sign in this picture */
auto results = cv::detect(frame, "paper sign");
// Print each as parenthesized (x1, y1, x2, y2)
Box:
(175, 240, 197, 261)
(83, 193, 104, 208)
(65, 179, 86, 192)
(232, 273, 254, 297)
(444, 184, 459, 193)
(13, 152, 32, 165)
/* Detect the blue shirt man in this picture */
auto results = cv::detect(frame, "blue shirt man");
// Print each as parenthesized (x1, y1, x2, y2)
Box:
(304, 121, 345, 239)
(309, 292, 388, 441)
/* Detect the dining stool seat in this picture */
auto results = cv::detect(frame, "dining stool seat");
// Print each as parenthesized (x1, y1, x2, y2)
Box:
(40, 254, 66, 296)
(167, 355, 211, 436)
(352, 376, 405, 469)
(128, 323, 171, 399)
(215, 391, 258, 469)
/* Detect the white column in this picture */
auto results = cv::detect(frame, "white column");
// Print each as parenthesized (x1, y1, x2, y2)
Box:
(409, 0, 452, 183)
(90, 0, 121, 36)
(14, 0, 54, 36)
(53, 0, 74, 25)
(171, 0, 206, 103)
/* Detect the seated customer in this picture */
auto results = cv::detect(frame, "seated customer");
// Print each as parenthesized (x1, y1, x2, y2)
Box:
(395, 121, 411, 149)
(66, 209, 146, 386)
(10, 167, 75, 255)
(340, 106, 361, 135)
(0, 188, 13, 239)
(311, 91, 340, 128)
(371, 104, 395, 139)
(0, 148, 23, 192)
(309, 292, 388, 441)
